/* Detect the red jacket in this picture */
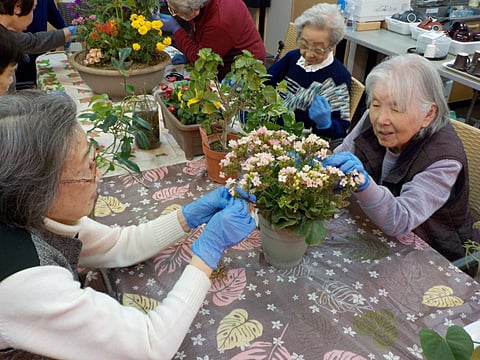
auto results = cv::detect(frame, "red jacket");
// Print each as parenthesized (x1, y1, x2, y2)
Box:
(174, 0, 266, 79)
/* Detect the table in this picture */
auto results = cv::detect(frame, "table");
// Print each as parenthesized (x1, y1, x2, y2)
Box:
(35, 50, 193, 176)
(344, 29, 480, 124)
(89, 160, 480, 359)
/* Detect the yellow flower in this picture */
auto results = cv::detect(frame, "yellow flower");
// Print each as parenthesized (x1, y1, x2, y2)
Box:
(156, 42, 166, 51)
(162, 37, 172, 46)
(187, 89, 200, 107)
(138, 25, 148, 35)
(213, 101, 221, 109)
(131, 20, 141, 29)
(137, 15, 146, 22)
(144, 21, 152, 31)
(130, 14, 138, 21)
(132, 43, 141, 51)
(152, 20, 162, 31)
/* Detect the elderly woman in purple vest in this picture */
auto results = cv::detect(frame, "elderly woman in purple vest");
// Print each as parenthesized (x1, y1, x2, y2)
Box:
(324, 53, 478, 274)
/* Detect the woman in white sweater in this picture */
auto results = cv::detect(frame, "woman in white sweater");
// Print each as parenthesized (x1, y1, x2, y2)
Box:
(0, 90, 256, 359)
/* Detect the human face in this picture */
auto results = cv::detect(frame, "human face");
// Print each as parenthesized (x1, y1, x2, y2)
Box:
(368, 82, 436, 153)
(297, 25, 333, 66)
(0, 63, 17, 95)
(167, 0, 200, 21)
(10, 0, 36, 32)
(46, 129, 101, 224)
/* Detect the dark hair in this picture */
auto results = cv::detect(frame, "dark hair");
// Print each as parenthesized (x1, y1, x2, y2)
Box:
(0, 90, 80, 230)
(0, 0, 35, 16)
(0, 25, 23, 75)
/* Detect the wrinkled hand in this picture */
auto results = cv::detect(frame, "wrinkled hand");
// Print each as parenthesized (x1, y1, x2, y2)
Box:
(172, 53, 189, 65)
(322, 152, 370, 191)
(191, 201, 256, 269)
(308, 95, 332, 130)
(159, 13, 181, 34)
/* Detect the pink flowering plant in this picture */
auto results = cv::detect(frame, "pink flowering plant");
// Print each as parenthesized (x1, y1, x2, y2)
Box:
(221, 127, 362, 245)
(71, 0, 171, 67)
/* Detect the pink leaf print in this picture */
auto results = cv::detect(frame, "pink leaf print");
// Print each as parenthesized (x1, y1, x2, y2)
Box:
(233, 229, 261, 250)
(323, 350, 367, 360)
(397, 232, 429, 249)
(153, 242, 192, 276)
(230, 341, 290, 360)
(152, 184, 190, 202)
(142, 167, 169, 183)
(210, 268, 247, 306)
(182, 159, 207, 175)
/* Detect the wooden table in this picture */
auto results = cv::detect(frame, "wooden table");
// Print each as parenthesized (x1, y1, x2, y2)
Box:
(86, 160, 480, 359)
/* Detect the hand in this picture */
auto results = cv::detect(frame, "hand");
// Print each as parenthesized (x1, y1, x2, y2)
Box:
(308, 95, 332, 130)
(191, 201, 256, 269)
(67, 26, 77, 36)
(171, 53, 189, 65)
(159, 13, 181, 34)
(322, 152, 370, 191)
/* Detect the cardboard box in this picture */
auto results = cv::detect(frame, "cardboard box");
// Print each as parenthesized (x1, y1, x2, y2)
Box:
(355, 21, 382, 31)
(353, 0, 411, 22)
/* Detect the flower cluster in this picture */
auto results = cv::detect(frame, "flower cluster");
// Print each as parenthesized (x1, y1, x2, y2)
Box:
(156, 78, 212, 125)
(70, 0, 171, 67)
(221, 127, 362, 245)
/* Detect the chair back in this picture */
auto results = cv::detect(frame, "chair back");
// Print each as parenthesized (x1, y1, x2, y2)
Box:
(450, 119, 480, 217)
(279, 22, 297, 59)
(350, 77, 365, 119)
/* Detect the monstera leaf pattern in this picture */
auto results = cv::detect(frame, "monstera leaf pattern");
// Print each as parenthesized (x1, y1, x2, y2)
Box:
(120, 166, 169, 187)
(94, 195, 127, 217)
(152, 184, 190, 202)
(210, 268, 247, 306)
(230, 341, 291, 360)
(422, 285, 464, 307)
(323, 350, 367, 360)
(329, 234, 390, 261)
(182, 159, 207, 175)
(122, 293, 160, 313)
(354, 309, 397, 348)
(232, 230, 262, 250)
(217, 309, 263, 351)
(316, 280, 374, 314)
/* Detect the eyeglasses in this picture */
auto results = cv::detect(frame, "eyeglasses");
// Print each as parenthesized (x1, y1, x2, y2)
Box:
(297, 40, 332, 56)
(60, 142, 98, 185)
(167, 1, 195, 17)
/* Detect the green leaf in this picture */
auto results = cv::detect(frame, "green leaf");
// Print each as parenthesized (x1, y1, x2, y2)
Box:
(445, 326, 474, 360)
(420, 329, 456, 360)
(303, 218, 327, 246)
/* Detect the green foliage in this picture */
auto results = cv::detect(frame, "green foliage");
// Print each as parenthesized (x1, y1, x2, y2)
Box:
(183, 48, 302, 150)
(419, 326, 474, 360)
(79, 93, 152, 174)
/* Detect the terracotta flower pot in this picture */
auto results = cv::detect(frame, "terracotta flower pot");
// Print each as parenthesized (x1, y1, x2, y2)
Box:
(69, 50, 171, 100)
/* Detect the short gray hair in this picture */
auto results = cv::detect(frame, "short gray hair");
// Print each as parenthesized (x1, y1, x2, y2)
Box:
(294, 3, 346, 47)
(0, 90, 80, 230)
(168, 0, 209, 13)
(365, 54, 450, 138)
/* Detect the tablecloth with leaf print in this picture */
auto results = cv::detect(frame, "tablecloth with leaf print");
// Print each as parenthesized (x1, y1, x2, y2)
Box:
(91, 159, 480, 360)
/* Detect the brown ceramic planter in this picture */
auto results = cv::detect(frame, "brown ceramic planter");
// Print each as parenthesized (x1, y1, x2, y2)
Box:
(156, 97, 203, 160)
(201, 130, 239, 184)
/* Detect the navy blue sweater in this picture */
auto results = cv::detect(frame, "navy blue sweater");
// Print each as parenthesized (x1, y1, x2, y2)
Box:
(268, 49, 352, 140)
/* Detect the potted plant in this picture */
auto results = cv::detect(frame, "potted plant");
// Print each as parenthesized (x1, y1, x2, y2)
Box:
(176, 48, 302, 182)
(154, 78, 210, 160)
(68, 0, 172, 98)
(221, 127, 362, 268)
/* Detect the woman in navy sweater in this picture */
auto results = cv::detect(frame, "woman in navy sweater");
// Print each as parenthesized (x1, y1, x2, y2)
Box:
(268, 3, 352, 140)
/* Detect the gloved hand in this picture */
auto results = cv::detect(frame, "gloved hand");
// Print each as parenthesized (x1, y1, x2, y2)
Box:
(67, 25, 77, 36)
(159, 13, 181, 34)
(322, 152, 370, 191)
(172, 53, 189, 65)
(191, 200, 256, 269)
(308, 95, 332, 130)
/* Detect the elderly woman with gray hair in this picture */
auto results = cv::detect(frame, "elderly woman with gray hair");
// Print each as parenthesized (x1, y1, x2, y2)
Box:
(0, 90, 256, 358)
(158, 0, 265, 80)
(324, 54, 477, 274)
(267, 3, 352, 140)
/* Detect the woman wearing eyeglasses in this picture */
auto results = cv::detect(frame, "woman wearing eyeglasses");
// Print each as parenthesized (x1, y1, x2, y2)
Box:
(0, 90, 256, 359)
(268, 3, 352, 140)
(158, 0, 266, 80)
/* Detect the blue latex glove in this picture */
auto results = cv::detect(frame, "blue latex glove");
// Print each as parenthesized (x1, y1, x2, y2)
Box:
(67, 26, 77, 36)
(171, 53, 189, 65)
(191, 200, 256, 269)
(322, 152, 370, 191)
(159, 13, 181, 34)
(308, 95, 332, 130)
(182, 186, 255, 229)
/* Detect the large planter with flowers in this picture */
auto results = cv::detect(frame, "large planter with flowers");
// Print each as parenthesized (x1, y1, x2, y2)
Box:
(156, 95, 203, 160)
(69, 50, 170, 100)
